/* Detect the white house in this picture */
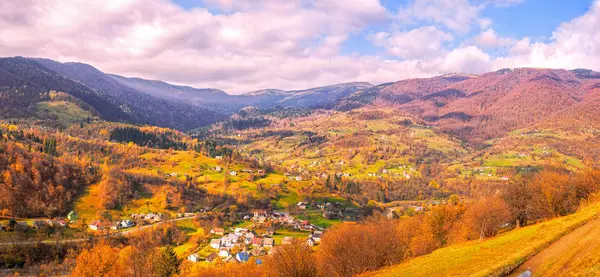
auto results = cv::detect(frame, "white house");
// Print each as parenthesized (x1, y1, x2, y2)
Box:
(210, 239, 221, 249)
(219, 248, 230, 258)
(229, 171, 237, 176)
(187, 253, 201, 263)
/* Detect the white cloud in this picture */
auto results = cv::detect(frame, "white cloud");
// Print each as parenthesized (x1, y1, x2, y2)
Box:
(397, 0, 484, 33)
(474, 28, 514, 48)
(369, 26, 453, 59)
(492, 0, 600, 70)
(1, 0, 598, 95)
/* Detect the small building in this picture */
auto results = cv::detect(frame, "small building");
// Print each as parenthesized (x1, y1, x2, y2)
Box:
(229, 171, 237, 176)
(295, 176, 303, 181)
(210, 239, 222, 249)
(215, 156, 223, 160)
(187, 253, 201, 263)
(307, 237, 316, 246)
(263, 238, 274, 247)
(219, 248, 230, 258)
(206, 253, 219, 263)
(235, 251, 250, 263)
(121, 220, 135, 228)
(215, 166, 222, 172)
(89, 220, 102, 231)
(252, 237, 264, 247)
(296, 202, 308, 210)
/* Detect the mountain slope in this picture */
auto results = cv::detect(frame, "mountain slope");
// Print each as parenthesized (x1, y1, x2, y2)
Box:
(108, 74, 234, 107)
(31, 58, 225, 130)
(0, 57, 130, 122)
(242, 82, 373, 108)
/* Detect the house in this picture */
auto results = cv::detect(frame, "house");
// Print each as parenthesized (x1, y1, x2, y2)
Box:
(219, 248, 230, 258)
(235, 251, 250, 263)
(296, 202, 308, 210)
(307, 237, 316, 246)
(282, 237, 294, 245)
(121, 220, 135, 228)
(187, 253, 201, 263)
(206, 253, 219, 263)
(252, 237, 264, 247)
(295, 176, 303, 181)
(263, 238, 274, 247)
(67, 211, 78, 222)
(210, 227, 225, 236)
(229, 171, 237, 176)
(311, 231, 323, 242)
(89, 220, 102, 231)
(210, 239, 222, 249)
(215, 166, 222, 172)
(215, 155, 223, 160)
(266, 226, 276, 236)
(253, 210, 268, 220)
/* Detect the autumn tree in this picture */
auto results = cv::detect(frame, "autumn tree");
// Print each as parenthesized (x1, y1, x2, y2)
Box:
(71, 243, 122, 277)
(317, 215, 405, 277)
(461, 196, 511, 240)
(264, 240, 317, 277)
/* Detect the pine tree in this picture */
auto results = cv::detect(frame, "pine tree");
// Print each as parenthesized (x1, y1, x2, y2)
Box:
(155, 246, 180, 277)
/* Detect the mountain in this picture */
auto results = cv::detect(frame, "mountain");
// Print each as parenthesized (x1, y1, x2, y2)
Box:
(0, 57, 131, 122)
(5, 58, 226, 130)
(334, 68, 600, 144)
(241, 82, 373, 108)
(108, 74, 235, 108)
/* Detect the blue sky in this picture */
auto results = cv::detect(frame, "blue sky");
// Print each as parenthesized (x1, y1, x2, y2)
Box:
(171, 0, 595, 59)
(3, 0, 599, 93)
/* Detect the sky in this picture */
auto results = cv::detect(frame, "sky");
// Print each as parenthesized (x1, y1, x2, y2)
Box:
(0, 0, 599, 94)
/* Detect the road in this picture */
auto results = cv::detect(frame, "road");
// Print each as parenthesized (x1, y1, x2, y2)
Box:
(508, 215, 600, 277)
(0, 216, 194, 246)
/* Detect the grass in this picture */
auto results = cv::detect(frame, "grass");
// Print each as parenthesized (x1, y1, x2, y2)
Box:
(36, 101, 93, 127)
(559, 244, 600, 276)
(365, 203, 600, 277)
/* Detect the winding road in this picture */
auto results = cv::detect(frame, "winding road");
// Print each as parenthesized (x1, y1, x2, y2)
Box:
(0, 216, 194, 246)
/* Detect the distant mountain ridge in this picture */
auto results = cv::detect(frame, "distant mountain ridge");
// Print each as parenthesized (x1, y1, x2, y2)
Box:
(3, 56, 600, 139)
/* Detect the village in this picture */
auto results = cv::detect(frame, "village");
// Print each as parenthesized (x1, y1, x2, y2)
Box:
(186, 208, 324, 264)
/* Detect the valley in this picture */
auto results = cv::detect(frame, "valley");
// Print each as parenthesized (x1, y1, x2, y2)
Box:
(1, 58, 600, 277)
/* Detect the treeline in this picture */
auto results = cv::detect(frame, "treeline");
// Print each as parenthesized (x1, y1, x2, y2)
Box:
(0, 142, 99, 217)
(221, 117, 271, 130)
(109, 127, 186, 150)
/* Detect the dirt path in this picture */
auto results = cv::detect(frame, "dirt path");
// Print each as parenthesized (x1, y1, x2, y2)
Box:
(508, 215, 600, 277)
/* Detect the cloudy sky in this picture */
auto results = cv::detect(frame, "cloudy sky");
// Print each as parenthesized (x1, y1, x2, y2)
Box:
(1, 0, 599, 93)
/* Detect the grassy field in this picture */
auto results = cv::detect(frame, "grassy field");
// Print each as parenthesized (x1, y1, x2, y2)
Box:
(559, 244, 600, 276)
(365, 202, 600, 277)
(36, 101, 93, 127)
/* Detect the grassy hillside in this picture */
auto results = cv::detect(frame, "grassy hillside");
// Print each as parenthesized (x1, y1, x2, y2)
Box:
(36, 100, 94, 128)
(364, 202, 600, 277)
